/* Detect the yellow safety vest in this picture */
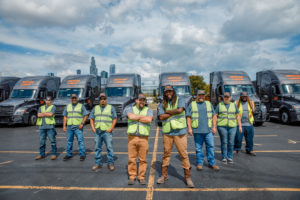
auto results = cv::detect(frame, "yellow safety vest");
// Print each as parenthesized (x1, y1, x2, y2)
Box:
(127, 105, 150, 136)
(36, 105, 55, 126)
(237, 101, 255, 124)
(162, 97, 187, 134)
(217, 102, 237, 127)
(94, 105, 113, 131)
(191, 101, 213, 128)
(67, 103, 83, 126)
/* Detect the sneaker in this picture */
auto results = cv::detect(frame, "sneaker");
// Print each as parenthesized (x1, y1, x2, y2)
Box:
(51, 155, 57, 160)
(227, 158, 233, 164)
(92, 165, 102, 171)
(222, 158, 227, 164)
(63, 155, 72, 161)
(108, 164, 115, 171)
(139, 179, 146, 185)
(208, 165, 220, 171)
(247, 151, 256, 156)
(196, 165, 203, 171)
(128, 179, 135, 185)
(35, 155, 45, 160)
(80, 156, 86, 161)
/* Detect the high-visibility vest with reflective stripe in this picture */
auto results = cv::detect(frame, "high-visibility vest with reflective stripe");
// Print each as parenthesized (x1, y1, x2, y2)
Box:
(162, 97, 187, 134)
(67, 103, 83, 126)
(217, 102, 237, 127)
(191, 101, 212, 128)
(94, 105, 113, 131)
(127, 105, 150, 136)
(237, 101, 255, 125)
(36, 105, 56, 126)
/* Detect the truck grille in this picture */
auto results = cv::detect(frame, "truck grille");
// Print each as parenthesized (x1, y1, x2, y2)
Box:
(111, 104, 122, 117)
(0, 106, 14, 116)
(55, 105, 65, 116)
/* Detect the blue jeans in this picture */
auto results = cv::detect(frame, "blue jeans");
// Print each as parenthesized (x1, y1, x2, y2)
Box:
(66, 128, 85, 156)
(234, 125, 254, 152)
(95, 130, 114, 165)
(193, 132, 215, 166)
(39, 128, 56, 156)
(218, 126, 237, 159)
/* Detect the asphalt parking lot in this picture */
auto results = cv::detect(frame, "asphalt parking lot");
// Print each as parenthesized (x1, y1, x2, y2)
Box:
(0, 111, 300, 200)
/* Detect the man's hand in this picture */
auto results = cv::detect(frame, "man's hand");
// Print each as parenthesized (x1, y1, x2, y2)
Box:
(188, 128, 193, 136)
(37, 113, 44, 118)
(63, 126, 67, 132)
(107, 128, 113, 133)
(212, 127, 217, 135)
(239, 126, 243, 134)
(92, 127, 96, 133)
(79, 124, 84, 130)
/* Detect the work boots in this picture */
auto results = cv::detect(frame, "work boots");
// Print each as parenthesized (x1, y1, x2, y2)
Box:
(184, 167, 195, 188)
(157, 166, 168, 184)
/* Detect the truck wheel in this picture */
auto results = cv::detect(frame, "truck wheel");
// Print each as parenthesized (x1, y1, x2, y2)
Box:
(280, 110, 290, 125)
(28, 113, 37, 126)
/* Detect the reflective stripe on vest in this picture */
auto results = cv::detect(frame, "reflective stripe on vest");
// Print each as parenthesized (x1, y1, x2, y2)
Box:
(217, 102, 237, 127)
(127, 106, 150, 136)
(191, 101, 212, 128)
(36, 105, 55, 126)
(162, 97, 187, 134)
(67, 103, 83, 126)
(94, 105, 113, 131)
(238, 101, 255, 124)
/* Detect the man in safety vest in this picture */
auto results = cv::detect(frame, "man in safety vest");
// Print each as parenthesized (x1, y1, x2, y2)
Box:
(90, 93, 117, 171)
(63, 94, 89, 161)
(214, 92, 242, 164)
(157, 85, 194, 188)
(123, 94, 153, 185)
(186, 90, 219, 171)
(35, 96, 57, 160)
(234, 92, 256, 156)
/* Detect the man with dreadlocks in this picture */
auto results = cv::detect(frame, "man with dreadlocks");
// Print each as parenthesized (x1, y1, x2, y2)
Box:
(156, 85, 194, 188)
(234, 92, 256, 156)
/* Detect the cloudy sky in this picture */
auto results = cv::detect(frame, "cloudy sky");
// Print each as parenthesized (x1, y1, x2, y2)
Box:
(0, 0, 299, 83)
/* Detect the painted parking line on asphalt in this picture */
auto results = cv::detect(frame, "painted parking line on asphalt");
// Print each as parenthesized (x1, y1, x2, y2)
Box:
(0, 160, 14, 165)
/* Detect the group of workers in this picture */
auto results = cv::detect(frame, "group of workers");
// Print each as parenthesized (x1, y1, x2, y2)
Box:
(35, 85, 256, 188)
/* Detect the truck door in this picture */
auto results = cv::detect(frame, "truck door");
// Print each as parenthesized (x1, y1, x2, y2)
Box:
(270, 84, 281, 117)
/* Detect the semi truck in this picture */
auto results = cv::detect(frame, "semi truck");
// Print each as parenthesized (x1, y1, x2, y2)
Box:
(0, 76, 60, 125)
(210, 71, 267, 126)
(53, 74, 101, 125)
(256, 69, 300, 124)
(105, 73, 141, 123)
(0, 76, 20, 102)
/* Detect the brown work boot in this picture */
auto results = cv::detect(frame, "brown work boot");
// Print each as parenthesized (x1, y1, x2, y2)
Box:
(35, 155, 45, 160)
(157, 166, 168, 184)
(51, 155, 57, 160)
(196, 165, 203, 171)
(92, 165, 102, 171)
(184, 168, 195, 188)
(108, 164, 115, 171)
(208, 164, 220, 171)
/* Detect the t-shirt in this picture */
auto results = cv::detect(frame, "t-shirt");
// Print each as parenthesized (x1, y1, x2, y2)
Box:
(38, 105, 56, 130)
(63, 103, 89, 129)
(158, 96, 187, 136)
(240, 101, 251, 126)
(186, 101, 215, 134)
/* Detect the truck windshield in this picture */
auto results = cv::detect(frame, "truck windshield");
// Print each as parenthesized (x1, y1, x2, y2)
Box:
(106, 87, 133, 97)
(10, 89, 36, 99)
(161, 86, 191, 95)
(57, 88, 83, 98)
(224, 85, 255, 95)
(282, 84, 300, 94)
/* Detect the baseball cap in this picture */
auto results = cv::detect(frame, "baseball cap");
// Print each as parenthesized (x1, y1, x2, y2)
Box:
(224, 92, 231, 97)
(164, 85, 174, 92)
(240, 92, 248, 97)
(138, 94, 146, 99)
(197, 90, 206, 95)
(71, 94, 77, 98)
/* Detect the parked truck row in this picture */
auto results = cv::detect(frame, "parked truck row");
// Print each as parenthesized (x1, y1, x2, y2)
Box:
(0, 69, 299, 126)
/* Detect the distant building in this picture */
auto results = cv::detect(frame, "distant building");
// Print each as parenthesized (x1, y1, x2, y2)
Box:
(101, 70, 108, 78)
(109, 64, 115, 75)
(142, 84, 158, 97)
(76, 70, 81, 75)
(48, 72, 54, 77)
(90, 57, 98, 75)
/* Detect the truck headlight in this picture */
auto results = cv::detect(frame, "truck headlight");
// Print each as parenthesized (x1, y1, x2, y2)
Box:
(260, 104, 267, 113)
(14, 108, 26, 115)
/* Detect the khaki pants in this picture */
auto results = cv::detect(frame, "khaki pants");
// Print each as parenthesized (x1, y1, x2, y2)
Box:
(128, 135, 149, 180)
(162, 134, 190, 169)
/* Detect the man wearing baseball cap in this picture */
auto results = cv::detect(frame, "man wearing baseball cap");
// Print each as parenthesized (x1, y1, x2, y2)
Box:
(186, 90, 219, 171)
(214, 92, 242, 164)
(157, 85, 194, 188)
(123, 93, 153, 185)
(234, 92, 256, 156)
(89, 93, 117, 171)
(35, 96, 57, 160)
(62, 94, 89, 161)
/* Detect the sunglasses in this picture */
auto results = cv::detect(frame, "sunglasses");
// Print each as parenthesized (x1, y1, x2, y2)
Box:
(100, 97, 107, 100)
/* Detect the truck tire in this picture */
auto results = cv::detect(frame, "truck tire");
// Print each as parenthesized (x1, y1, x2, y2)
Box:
(254, 122, 264, 126)
(280, 110, 290, 125)
(28, 113, 37, 126)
